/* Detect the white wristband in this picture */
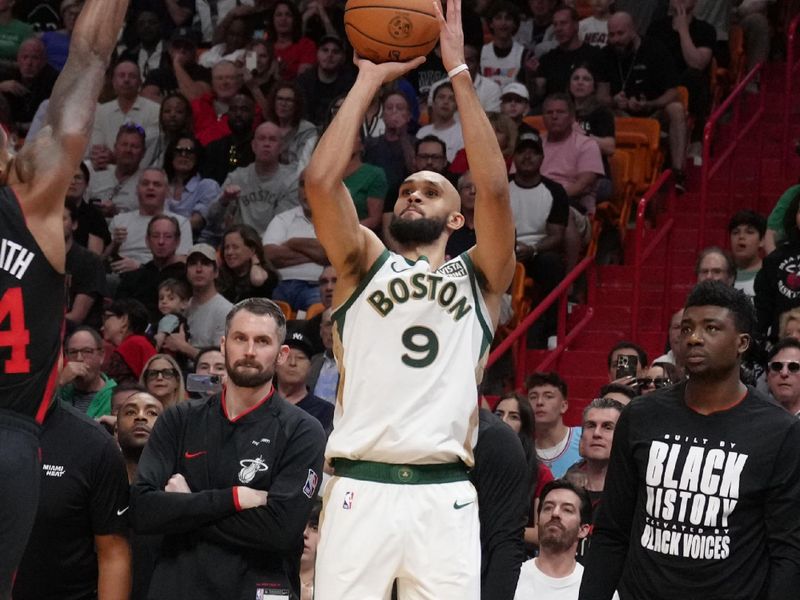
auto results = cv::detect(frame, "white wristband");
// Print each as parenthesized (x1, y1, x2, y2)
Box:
(448, 64, 469, 80)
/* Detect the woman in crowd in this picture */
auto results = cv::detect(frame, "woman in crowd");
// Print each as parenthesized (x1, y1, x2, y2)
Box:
(638, 361, 679, 395)
(139, 353, 186, 408)
(164, 134, 221, 240)
(268, 0, 316, 80)
(218, 224, 279, 303)
(251, 39, 280, 94)
(780, 308, 800, 340)
(494, 392, 553, 550)
(265, 81, 319, 172)
(152, 92, 193, 168)
(102, 298, 156, 385)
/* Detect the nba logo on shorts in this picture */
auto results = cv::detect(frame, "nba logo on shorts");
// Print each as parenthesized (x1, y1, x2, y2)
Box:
(343, 491, 355, 510)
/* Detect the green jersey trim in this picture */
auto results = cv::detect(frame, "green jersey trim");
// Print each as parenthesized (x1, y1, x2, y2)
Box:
(460, 252, 494, 356)
(331, 249, 391, 340)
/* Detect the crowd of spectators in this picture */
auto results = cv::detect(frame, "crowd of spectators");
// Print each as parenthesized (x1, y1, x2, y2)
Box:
(10, 0, 800, 598)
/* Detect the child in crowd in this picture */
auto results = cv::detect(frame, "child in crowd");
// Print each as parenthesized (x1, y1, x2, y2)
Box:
(154, 278, 191, 351)
(579, 0, 613, 47)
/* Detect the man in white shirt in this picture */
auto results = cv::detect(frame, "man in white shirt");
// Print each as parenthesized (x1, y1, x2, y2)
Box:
(515, 480, 617, 600)
(87, 123, 147, 216)
(416, 82, 464, 162)
(89, 60, 161, 169)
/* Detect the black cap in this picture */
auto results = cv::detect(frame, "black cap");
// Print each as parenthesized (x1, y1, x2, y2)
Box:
(514, 131, 543, 154)
(285, 330, 314, 359)
(318, 35, 344, 50)
(170, 27, 199, 47)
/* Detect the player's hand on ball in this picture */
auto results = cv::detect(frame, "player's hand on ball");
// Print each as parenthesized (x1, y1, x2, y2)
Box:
(432, 0, 465, 72)
(165, 473, 192, 493)
(236, 487, 268, 509)
(353, 51, 426, 84)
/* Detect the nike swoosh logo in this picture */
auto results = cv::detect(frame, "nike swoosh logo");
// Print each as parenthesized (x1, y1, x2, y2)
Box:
(184, 450, 207, 459)
(390, 263, 412, 273)
(117, 506, 129, 516)
(453, 500, 474, 510)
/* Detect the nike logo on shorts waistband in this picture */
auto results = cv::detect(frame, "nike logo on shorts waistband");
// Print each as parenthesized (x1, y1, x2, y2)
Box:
(117, 506, 129, 516)
(453, 500, 474, 510)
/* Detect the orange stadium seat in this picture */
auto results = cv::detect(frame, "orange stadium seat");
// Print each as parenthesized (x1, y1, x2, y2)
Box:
(273, 300, 294, 321)
(614, 117, 663, 194)
(522, 115, 545, 133)
(305, 302, 326, 320)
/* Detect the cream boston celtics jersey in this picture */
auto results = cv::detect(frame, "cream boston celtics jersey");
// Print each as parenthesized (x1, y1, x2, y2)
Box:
(326, 250, 494, 466)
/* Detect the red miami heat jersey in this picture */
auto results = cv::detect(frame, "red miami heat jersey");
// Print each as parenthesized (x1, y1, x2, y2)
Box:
(0, 188, 64, 423)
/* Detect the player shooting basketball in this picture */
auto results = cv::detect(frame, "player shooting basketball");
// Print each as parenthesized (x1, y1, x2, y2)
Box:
(305, 0, 515, 597)
(0, 1, 128, 596)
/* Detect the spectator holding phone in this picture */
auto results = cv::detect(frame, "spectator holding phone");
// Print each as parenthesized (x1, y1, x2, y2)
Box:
(606, 340, 648, 387)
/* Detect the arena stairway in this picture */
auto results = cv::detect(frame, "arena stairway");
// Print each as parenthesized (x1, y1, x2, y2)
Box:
(523, 61, 800, 426)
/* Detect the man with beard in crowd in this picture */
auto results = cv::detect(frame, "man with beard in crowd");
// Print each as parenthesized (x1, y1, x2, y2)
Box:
(130, 298, 326, 599)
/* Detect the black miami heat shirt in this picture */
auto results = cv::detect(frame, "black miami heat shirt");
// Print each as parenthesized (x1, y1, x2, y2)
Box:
(579, 383, 800, 600)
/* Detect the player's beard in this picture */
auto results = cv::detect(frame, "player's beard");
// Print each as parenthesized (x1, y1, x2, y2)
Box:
(539, 519, 580, 553)
(226, 355, 276, 388)
(389, 214, 447, 246)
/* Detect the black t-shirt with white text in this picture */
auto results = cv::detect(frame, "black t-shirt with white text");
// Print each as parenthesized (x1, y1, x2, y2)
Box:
(603, 37, 679, 100)
(579, 383, 800, 600)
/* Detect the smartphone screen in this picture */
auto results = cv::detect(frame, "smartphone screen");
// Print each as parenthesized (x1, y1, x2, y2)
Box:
(186, 374, 223, 396)
(615, 354, 638, 380)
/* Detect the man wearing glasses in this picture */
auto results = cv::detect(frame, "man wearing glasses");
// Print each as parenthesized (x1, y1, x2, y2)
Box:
(766, 337, 800, 416)
(580, 281, 800, 600)
(56, 327, 117, 419)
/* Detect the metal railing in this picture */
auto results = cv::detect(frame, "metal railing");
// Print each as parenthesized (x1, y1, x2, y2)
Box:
(698, 63, 766, 249)
(487, 255, 595, 389)
(784, 14, 800, 177)
(630, 170, 676, 344)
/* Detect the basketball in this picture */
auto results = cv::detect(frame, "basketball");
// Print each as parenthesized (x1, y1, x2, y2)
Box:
(344, 0, 440, 63)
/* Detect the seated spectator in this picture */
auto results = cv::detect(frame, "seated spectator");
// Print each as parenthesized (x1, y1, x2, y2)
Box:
(755, 194, 800, 341)
(481, 1, 526, 88)
(0, 0, 33, 66)
(0, 37, 57, 137)
(765, 182, 800, 253)
(65, 164, 110, 254)
(541, 93, 605, 215)
(341, 133, 387, 232)
(277, 330, 334, 432)
(191, 60, 255, 147)
(729, 209, 766, 298)
(514, 481, 598, 600)
(446, 170, 478, 258)
(57, 326, 117, 418)
(780, 308, 800, 340)
(162, 244, 233, 359)
(194, 346, 227, 382)
(198, 15, 253, 69)
(150, 92, 194, 168)
(106, 169, 193, 272)
(302, 264, 337, 354)
(153, 278, 191, 354)
(102, 298, 157, 384)
(416, 81, 464, 162)
(165, 134, 221, 239)
(652, 308, 685, 372)
(766, 337, 800, 416)
(87, 123, 148, 216)
(12, 399, 131, 600)
(295, 35, 355, 127)
(216, 121, 299, 237)
(509, 131, 568, 346)
(533, 6, 609, 102)
(250, 39, 280, 94)
(265, 81, 319, 172)
(605, 12, 688, 192)
(120, 10, 169, 80)
(116, 215, 188, 324)
(200, 92, 256, 186)
(428, 42, 502, 113)
(607, 339, 648, 383)
(598, 382, 637, 405)
(450, 111, 517, 175)
(569, 64, 616, 159)
(696, 246, 736, 286)
(263, 173, 326, 312)
(580, 0, 612, 47)
(500, 81, 535, 133)
(647, 0, 715, 162)
(269, 0, 316, 80)
(139, 353, 186, 408)
(515, 0, 558, 54)
(528, 371, 582, 477)
(299, 500, 323, 600)
(218, 223, 278, 303)
(64, 201, 107, 330)
(90, 60, 161, 169)
(638, 361, 679, 394)
(307, 307, 338, 404)
(141, 29, 211, 102)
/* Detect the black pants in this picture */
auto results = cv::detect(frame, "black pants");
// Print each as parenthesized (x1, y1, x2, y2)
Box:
(0, 411, 40, 600)
(522, 251, 566, 348)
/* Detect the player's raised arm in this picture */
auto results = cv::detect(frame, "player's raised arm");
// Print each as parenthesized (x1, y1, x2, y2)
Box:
(435, 0, 515, 299)
(304, 55, 423, 290)
(12, 0, 129, 215)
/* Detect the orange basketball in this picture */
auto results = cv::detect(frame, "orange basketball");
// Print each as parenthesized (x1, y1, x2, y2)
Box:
(344, 0, 440, 63)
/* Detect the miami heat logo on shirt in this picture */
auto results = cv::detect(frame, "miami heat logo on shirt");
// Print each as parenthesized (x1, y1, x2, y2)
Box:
(238, 455, 269, 483)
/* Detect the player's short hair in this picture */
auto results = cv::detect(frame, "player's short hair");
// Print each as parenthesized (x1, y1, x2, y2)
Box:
(158, 277, 191, 301)
(582, 397, 624, 421)
(767, 337, 800, 362)
(225, 297, 287, 343)
(110, 382, 148, 413)
(684, 280, 756, 336)
(538, 479, 593, 525)
(728, 209, 766, 237)
(525, 371, 567, 398)
(607, 341, 648, 370)
(65, 325, 104, 349)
